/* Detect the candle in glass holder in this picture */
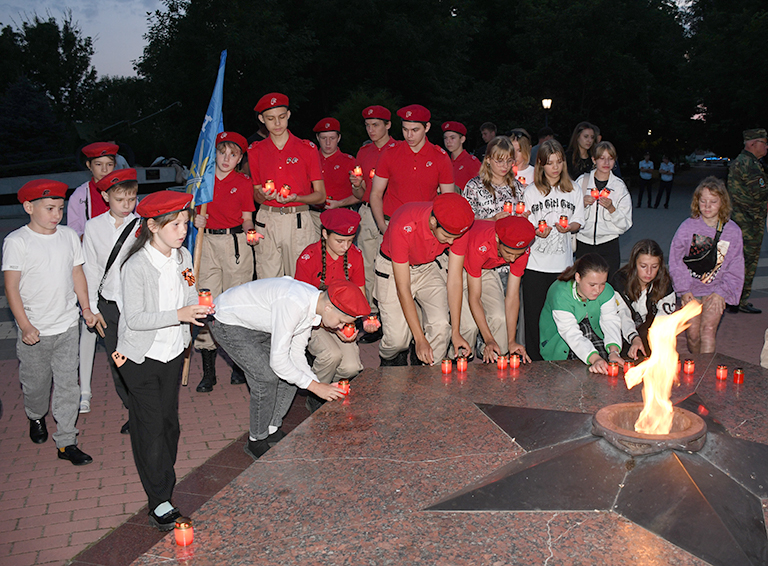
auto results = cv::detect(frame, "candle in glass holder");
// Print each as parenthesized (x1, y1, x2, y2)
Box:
(457, 356, 468, 372)
(198, 289, 212, 307)
(510, 354, 520, 369)
(608, 361, 619, 377)
(369, 168, 376, 179)
(733, 367, 744, 384)
(264, 180, 276, 194)
(337, 379, 350, 394)
(366, 315, 381, 330)
(559, 215, 569, 229)
(341, 323, 356, 339)
(515, 202, 525, 215)
(683, 359, 695, 374)
(279, 184, 291, 198)
(537, 219, 547, 233)
(677, 360, 681, 373)
(624, 361, 634, 373)
(246, 229, 263, 245)
(600, 189, 610, 198)
(590, 189, 600, 199)
(512, 164, 518, 177)
(441, 358, 452, 374)
(497, 355, 508, 370)
(716, 365, 728, 380)
(174, 518, 194, 546)
(503, 201, 514, 214)
(353, 165, 363, 177)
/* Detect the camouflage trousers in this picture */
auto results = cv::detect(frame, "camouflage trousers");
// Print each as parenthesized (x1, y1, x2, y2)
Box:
(732, 205, 766, 306)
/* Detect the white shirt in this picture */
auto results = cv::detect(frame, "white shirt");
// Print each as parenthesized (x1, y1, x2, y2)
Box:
(659, 161, 675, 182)
(2, 225, 83, 335)
(143, 244, 185, 362)
(515, 164, 535, 187)
(615, 286, 677, 343)
(214, 277, 322, 389)
(574, 171, 633, 246)
(639, 160, 654, 180)
(83, 211, 138, 313)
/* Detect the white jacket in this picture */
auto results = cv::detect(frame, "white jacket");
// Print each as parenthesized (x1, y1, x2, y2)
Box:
(575, 171, 632, 246)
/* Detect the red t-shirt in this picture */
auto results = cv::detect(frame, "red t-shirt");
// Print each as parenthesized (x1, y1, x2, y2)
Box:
(320, 150, 356, 202)
(196, 171, 255, 230)
(356, 138, 398, 203)
(452, 150, 481, 191)
(380, 202, 450, 266)
(450, 220, 529, 278)
(295, 240, 365, 289)
(247, 132, 323, 208)
(376, 141, 454, 217)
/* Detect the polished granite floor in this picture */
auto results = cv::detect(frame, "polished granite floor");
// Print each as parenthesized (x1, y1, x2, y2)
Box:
(127, 355, 768, 566)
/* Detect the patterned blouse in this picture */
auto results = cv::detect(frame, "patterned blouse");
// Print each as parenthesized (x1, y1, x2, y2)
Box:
(463, 176, 524, 219)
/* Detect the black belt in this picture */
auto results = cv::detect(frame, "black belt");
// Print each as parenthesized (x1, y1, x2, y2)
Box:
(379, 250, 391, 261)
(204, 226, 244, 235)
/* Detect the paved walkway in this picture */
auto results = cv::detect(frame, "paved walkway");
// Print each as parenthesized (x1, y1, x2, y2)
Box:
(0, 165, 766, 565)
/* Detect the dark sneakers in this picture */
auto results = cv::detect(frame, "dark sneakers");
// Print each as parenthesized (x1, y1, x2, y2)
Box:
(266, 429, 287, 447)
(57, 445, 93, 465)
(29, 418, 48, 444)
(148, 507, 181, 531)
(244, 438, 270, 461)
(230, 364, 246, 385)
(739, 303, 762, 314)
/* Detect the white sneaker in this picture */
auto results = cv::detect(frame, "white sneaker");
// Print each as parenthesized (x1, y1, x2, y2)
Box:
(79, 396, 91, 414)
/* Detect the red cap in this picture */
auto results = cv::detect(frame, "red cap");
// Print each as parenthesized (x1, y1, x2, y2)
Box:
(320, 208, 360, 236)
(254, 92, 289, 114)
(216, 131, 248, 152)
(362, 105, 391, 121)
(496, 216, 535, 249)
(432, 193, 474, 236)
(313, 117, 341, 133)
(327, 280, 370, 318)
(95, 168, 137, 193)
(136, 191, 193, 218)
(397, 104, 431, 123)
(441, 121, 467, 136)
(82, 142, 119, 159)
(18, 179, 68, 203)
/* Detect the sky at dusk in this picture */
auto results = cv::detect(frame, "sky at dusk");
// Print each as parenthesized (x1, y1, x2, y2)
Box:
(0, 0, 163, 77)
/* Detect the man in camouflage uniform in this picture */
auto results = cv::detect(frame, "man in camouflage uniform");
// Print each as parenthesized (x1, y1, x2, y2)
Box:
(728, 128, 768, 313)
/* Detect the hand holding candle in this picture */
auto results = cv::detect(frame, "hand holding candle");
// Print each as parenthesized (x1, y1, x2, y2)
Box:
(341, 323, 356, 339)
(246, 229, 264, 245)
(559, 215, 569, 229)
(537, 219, 548, 233)
(590, 189, 600, 199)
(279, 184, 291, 198)
(198, 289, 212, 307)
(363, 315, 381, 334)
(353, 165, 363, 177)
(336, 379, 350, 394)
(503, 201, 513, 214)
(264, 180, 276, 196)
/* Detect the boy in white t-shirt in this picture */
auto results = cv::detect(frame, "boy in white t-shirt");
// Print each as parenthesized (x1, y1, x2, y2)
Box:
(3, 180, 98, 465)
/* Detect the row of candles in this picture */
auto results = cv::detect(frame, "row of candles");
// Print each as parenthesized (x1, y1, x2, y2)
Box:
(441, 354, 522, 373)
(501, 202, 570, 232)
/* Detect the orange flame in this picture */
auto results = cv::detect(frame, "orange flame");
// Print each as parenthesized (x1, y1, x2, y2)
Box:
(623, 301, 702, 435)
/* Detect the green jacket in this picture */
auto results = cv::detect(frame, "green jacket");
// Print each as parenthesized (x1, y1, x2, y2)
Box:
(727, 150, 768, 212)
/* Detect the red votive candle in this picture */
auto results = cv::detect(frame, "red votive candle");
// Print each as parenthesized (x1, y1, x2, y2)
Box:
(369, 168, 376, 179)
(683, 359, 695, 374)
(512, 164, 518, 177)
(503, 201, 514, 213)
(600, 189, 610, 198)
(198, 289, 212, 307)
(608, 361, 619, 377)
(246, 229, 263, 245)
(559, 215, 569, 229)
(623, 361, 634, 373)
(264, 180, 275, 194)
(279, 184, 291, 198)
(366, 315, 381, 330)
(515, 202, 525, 215)
(441, 358, 452, 374)
(337, 379, 350, 394)
(733, 368, 744, 384)
(537, 219, 547, 233)
(174, 518, 193, 546)
(510, 354, 521, 369)
(716, 365, 728, 380)
(590, 189, 600, 199)
(497, 355, 508, 370)
(456, 356, 468, 372)
(341, 323, 356, 339)
(353, 165, 363, 177)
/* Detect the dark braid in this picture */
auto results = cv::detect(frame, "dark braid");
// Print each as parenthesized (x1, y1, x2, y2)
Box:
(319, 235, 328, 291)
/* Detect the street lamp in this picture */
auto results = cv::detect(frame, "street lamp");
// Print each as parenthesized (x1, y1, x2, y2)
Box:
(542, 98, 552, 128)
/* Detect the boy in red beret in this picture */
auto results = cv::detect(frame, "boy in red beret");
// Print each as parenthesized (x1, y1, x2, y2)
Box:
(192, 131, 256, 393)
(447, 216, 535, 364)
(3, 180, 98, 465)
(442, 121, 481, 191)
(375, 193, 474, 366)
(370, 104, 454, 237)
(211, 278, 369, 459)
(247, 93, 325, 278)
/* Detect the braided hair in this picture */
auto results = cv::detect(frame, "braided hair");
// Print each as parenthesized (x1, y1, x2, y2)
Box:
(319, 228, 350, 291)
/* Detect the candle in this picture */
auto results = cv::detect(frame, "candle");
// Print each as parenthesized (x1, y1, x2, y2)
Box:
(512, 164, 518, 177)
(325, 196, 334, 208)
(279, 184, 291, 198)
(174, 518, 194, 546)
(559, 215, 569, 229)
(537, 219, 547, 233)
(353, 165, 363, 177)
(510, 354, 520, 369)
(600, 189, 610, 198)
(497, 355, 508, 370)
(264, 180, 275, 194)
(246, 229, 263, 245)
(337, 379, 350, 394)
(503, 201, 514, 214)
(608, 361, 619, 377)
(456, 356, 468, 372)
(683, 359, 695, 374)
(515, 202, 525, 215)
(624, 361, 633, 373)
(369, 168, 376, 179)
(341, 323, 356, 339)
(716, 365, 728, 380)
(366, 315, 381, 330)
(590, 189, 600, 199)
(441, 358, 452, 374)
(733, 368, 744, 384)
(517, 176, 526, 185)
(198, 289, 212, 307)
(677, 360, 681, 373)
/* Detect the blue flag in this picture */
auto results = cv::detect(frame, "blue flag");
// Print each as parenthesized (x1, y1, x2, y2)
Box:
(185, 49, 227, 251)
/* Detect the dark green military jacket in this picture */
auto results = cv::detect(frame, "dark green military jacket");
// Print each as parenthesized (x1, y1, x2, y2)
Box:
(727, 149, 768, 212)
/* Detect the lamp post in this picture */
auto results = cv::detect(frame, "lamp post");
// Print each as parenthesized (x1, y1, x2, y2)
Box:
(542, 98, 552, 128)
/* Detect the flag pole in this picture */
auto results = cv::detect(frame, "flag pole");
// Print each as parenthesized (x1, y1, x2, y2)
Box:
(181, 203, 207, 386)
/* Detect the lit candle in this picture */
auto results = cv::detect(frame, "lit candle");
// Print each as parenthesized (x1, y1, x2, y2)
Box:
(537, 219, 547, 233)
(369, 168, 376, 179)
(503, 201, 514, 213)
(198, 289, 212, 307)
(677, 360, 681, 373)
(510, 354, 520, 369)
(279, 184, 291, 198)
(515, 202, 525, 215)
(325, 196, 334, 208)
(559, 215, 569, 229)
(512, 164, 518, 177)
(716, 365, 728, 380)
(341, 323, 356, 339)
(590, 189, 600, 199)
(441, 358, 452, 374)
(246, 229, 263, 245)
(353, 165, 363, 177)
(457, 356, 468, 372)
(366, 315, 381, 330)
(683, 359, 695, 374)
(174, 518, 194, 546)
(624, 361, 633, 373)
(497, 355, 508, 370)
(337, 379, 350, 394)
(608, 361, 619, 377)
(733, 368, 744, 384)
(264, 180, 275, 194)
(517, 176, 526, 185)
(600, 189, 610, 198)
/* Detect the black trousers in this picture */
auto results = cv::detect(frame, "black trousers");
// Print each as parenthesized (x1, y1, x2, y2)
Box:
(575, 238, 621, 280)
(522, 270, 559, 361)
(98, 297, 130, 409)
(654, 180, 673, 208)
(637, 178, 653, 206)
(120, 353, 184, 510)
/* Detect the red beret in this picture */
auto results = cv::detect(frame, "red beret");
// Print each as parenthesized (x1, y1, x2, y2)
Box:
(320, 208, 360, 236)
(18, 179, 68, 203)
(95, 168, 137, 193)
(82, 142, 119, 159)
(432, 193, 474, 236)
(136, 191, 193, 218)
(254, 92, 289, 114)
(327, 280, 370, 318)
(362, 105, 391, 121)
(313, 117, 341, 133)
(441, 121, 467, 136)
(216, 131, 247, 152)
(397, 104, 431, 123)
(496, 216, 535, 249)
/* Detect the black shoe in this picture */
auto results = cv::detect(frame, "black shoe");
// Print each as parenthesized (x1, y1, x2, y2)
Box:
(29, 418, 48, 444)
(196, 349, 217, 392)
(244, 438, 270, 461)
(739, 303, 762, 314)
(379, 350, 408, 367)
(664, 204, 669, 209)
(120, 420, 130, 434)
(58, 445, 93, 466)
(636, 203, 641, 208)
(266, 429, 287, 446)
(358, 327, 383, 344)
(726, 304, 740, 314)
(305, 394, 324, 414)
(230, 364, 246, 385)
(148, 507, 181, 531)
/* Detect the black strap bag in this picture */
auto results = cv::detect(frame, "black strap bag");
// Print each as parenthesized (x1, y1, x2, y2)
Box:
(683, 221, 723, 276)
